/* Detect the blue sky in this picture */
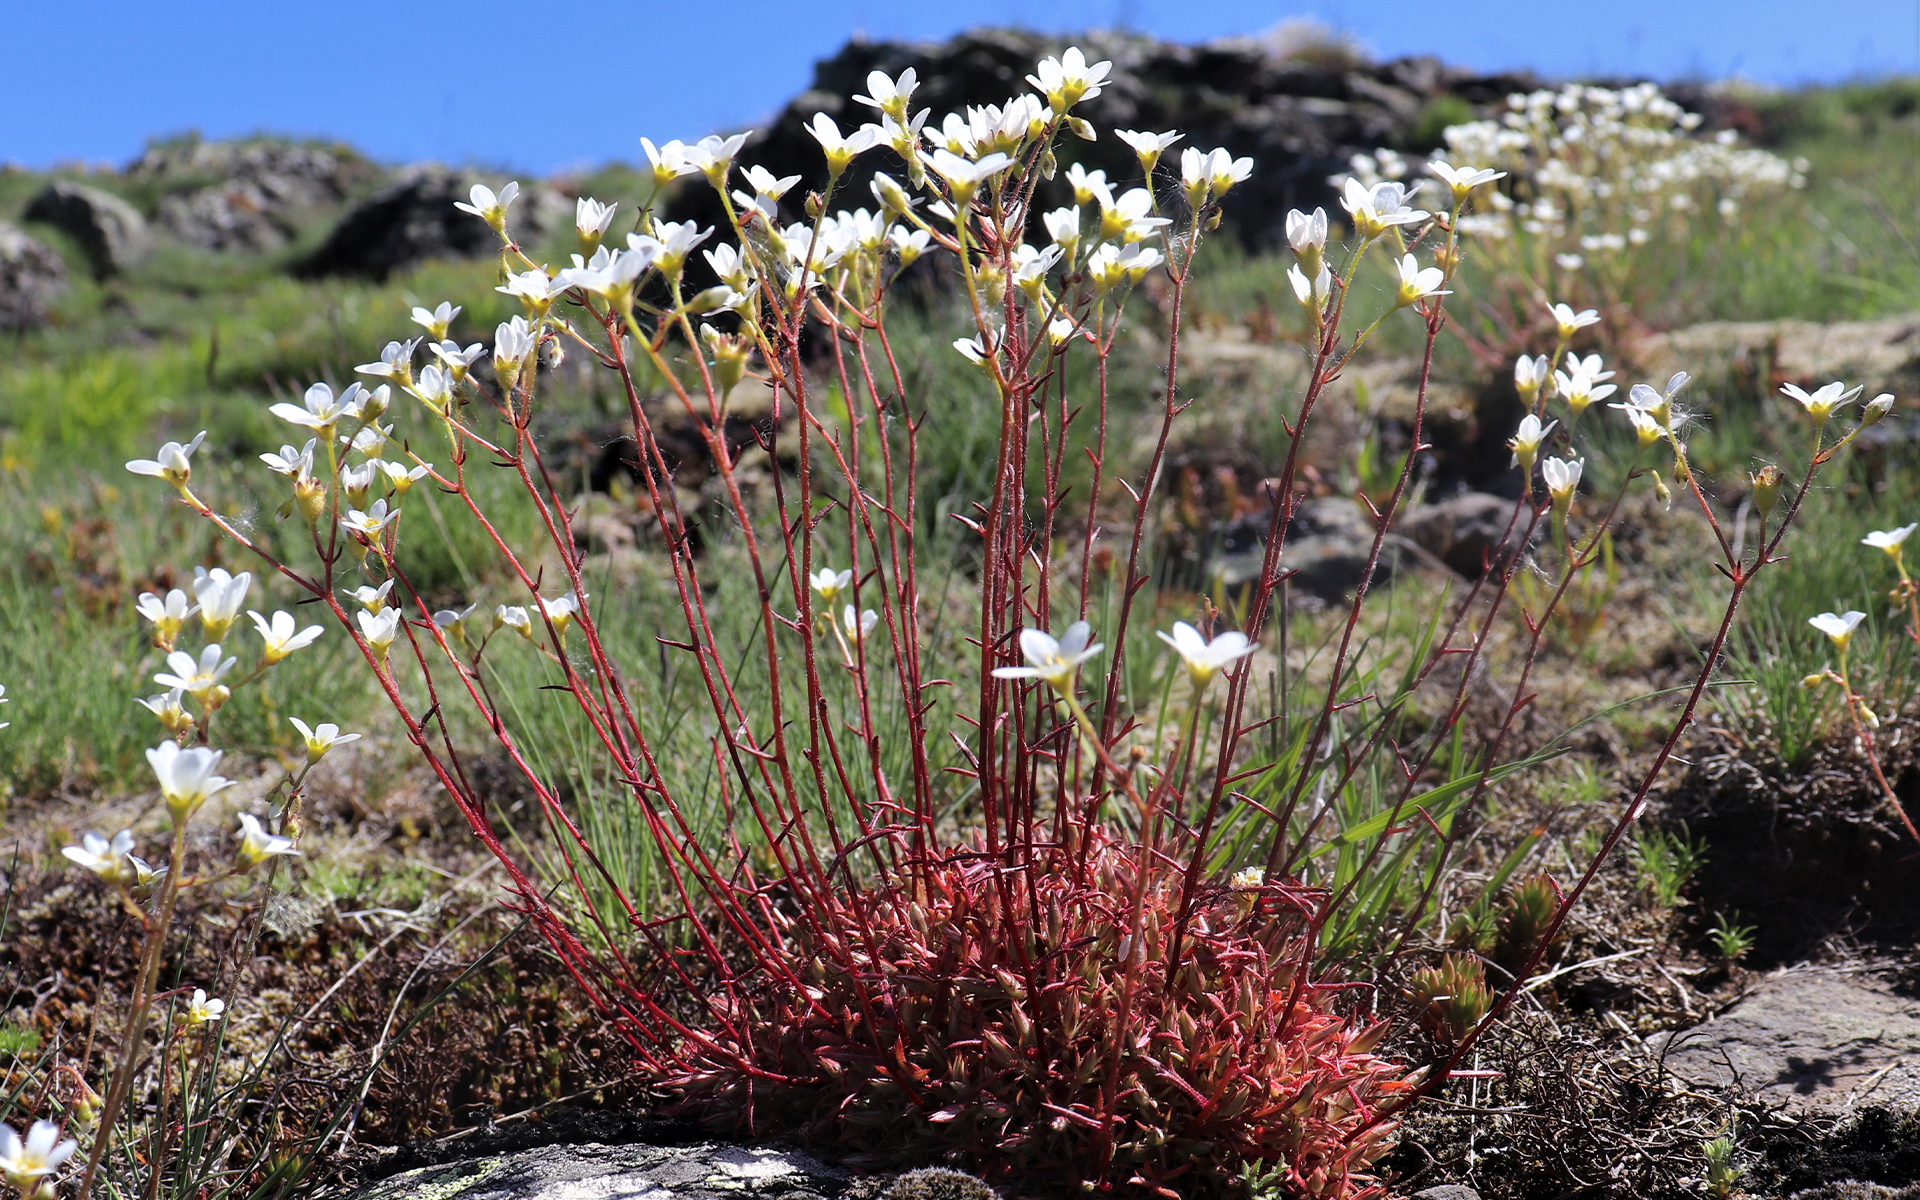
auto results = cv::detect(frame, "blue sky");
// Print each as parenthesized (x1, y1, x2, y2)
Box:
(5, 0, 1916, 174)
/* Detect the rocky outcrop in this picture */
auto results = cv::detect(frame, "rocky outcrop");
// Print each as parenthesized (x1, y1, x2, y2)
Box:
(127, 137, 377, 252)
(334, 1141, 850, 1200)
(1655, 969, 1920, 1114)
(1635, 313, 1920, 400)
(299, 166, 567, 280)
(22, 181, 150, 276)
(661, 28, 1535, 250)
(0, 223, 68, 330)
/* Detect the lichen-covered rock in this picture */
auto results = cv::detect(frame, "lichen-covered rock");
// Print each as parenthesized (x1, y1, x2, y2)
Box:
(660, 28, 1536, 250)
(299, 166, 568, 280)
(878, 1169, 997, 1200)
(0, 222, 68, 329)
(335, 1142, 849, 1200)
(22, 181, 150, 276)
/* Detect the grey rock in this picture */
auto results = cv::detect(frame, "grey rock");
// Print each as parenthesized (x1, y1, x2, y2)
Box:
(0, 222, 68, 330)
(300, 166, 567, 280)
(1399, 491, 1537, 579)
(336, 1142, 848, 1200)
(1411, 1187, 1483, 1200)
(1655, 969, 1920, 1113)
(1212, 498, 1406, 604)
(22, 181, 150, 276)
(1283, 497, 1403, 604)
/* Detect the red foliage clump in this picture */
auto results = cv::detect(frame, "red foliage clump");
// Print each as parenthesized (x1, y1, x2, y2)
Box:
(670, 832, 1409, 1198)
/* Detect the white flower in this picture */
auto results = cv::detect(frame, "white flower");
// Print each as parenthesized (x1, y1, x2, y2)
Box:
(498, 268, 566, 313)
(411, 300, 462, 340)
(153, 643, 238, 704)
(841, 605, 880, 643)
(235, 812, 298, 866)
(126, 431, 207, 490)
(638, 221, 711, 277)
(145, 741, 234, 821)
(248, 610, 324, 664)
(136, 588, 200, 648)
(640, 138, 698, 190)
(925, 149, 1012, 201)
(1028, 45, 1111, 112)
(1043, 206, 1082, 257)
(806, 112, 880, 175)
(1862, 524, 1917, 559)
(1514, 353, 1552, 402)
(357, 608, 401, 656)
(1065, 163, 1106, 205)
(1231, 866, 1264, 890)
(1508, 413, 1557, 470)
(1157, 621, 1256, 687)
(408, 364, 454, 413)
(1781, 380, 1863, 424)
(376, 459, 432, 495)
(1541, 455, 1583, 507)
(1393, 253, 1450, 307)
(430, 340, 486, 378)
(953, 335, 996, 368)
(1809, 610, 1867, 652)
(181, 988, 226, 1026)
(853, 68, 919, 122)
(888, 224, 931, 266)
(356, 339, 420, 385)
(558, 246, 652, 303)
(192, 567, 252, 639)
(1340, 178, 1428, 239)
(679, 132, 751, 186)
(810, 567, 853, 606)
(1617, 403, 1666, 447)
(135, 688, 194, 735)
(1115, 128, 1181, 173)
(260, 439, 318, 479)
(1428, 159, 1506, 203)
(991, 621, 1104, 693)
(1203, 148, 1254, 197)
(496, 604, 532, 638)
(539, 591, 581, 638)
(288, 717, 361, 764)
(1047, 317, 1083, 346)
(62, 830, 136, 883)
(494, 316, 538, 379)
(0, 683, 6, 733)
(341, 382, 387, 422)
(453, 180, 519, 232)
(1549, 302, 1601, 340)
(1288, 262, 1332, 313)
(1285, 207, 1329, 270)
(347, 579, 395, 613)
(341, 499, 398, 540)
(574, 197, 618, 243)
(0, 1120, 78, 1191)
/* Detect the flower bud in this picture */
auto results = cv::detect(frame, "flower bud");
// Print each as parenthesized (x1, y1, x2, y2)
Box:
(294, 476, 327, 524)
(1863, 392, 1895, 427)
(1750, 465, 1783, 517)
